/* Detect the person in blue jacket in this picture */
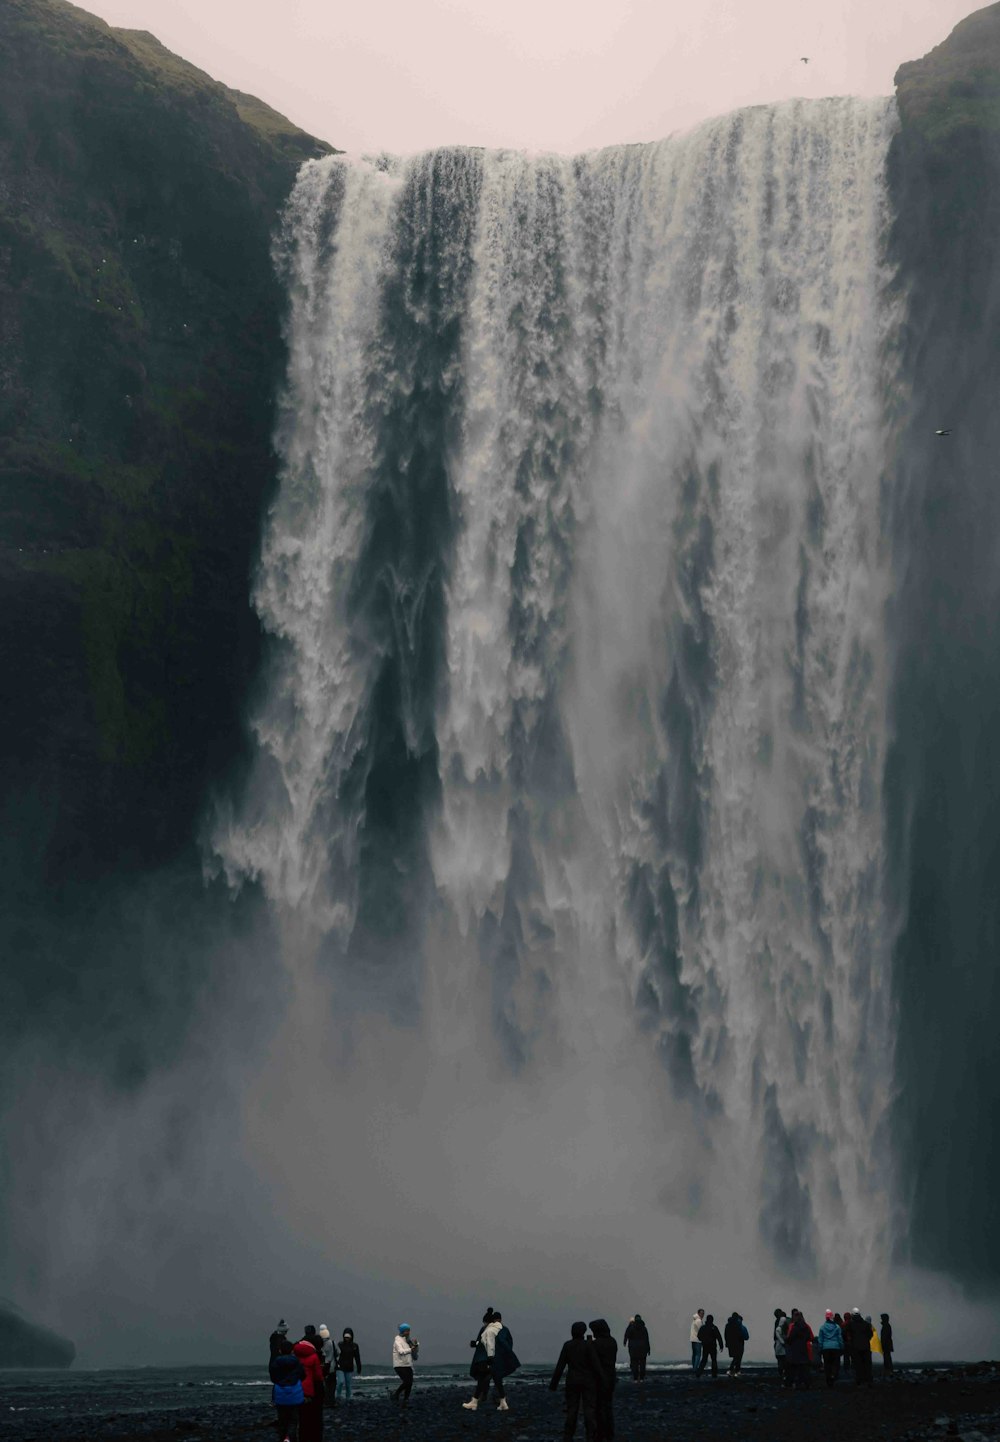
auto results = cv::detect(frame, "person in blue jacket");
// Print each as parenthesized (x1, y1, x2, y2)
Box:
(269, 1337, 305, 1442)
(817, 1309, 844, 1387)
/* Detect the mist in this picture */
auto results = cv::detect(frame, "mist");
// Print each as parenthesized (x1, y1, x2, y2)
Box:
(7, 890, 999, 1367)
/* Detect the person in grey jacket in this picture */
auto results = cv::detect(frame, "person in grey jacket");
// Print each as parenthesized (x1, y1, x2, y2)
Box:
(773, 1309, 790, 1388)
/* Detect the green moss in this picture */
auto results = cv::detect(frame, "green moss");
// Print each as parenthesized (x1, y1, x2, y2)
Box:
(896, 3, 1000, 146)
(79, 557, 131, 763)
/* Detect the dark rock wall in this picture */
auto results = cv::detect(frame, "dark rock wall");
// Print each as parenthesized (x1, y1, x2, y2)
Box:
(888, 2, 1000, 1285)
(0, 0, 330, 881)
(0, 1, 326, 1090)
(0, 1304, 75, 1367)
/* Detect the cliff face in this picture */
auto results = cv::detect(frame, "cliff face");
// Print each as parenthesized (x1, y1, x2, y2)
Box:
(0, 1, 325, 1185)
(888, 4, 1000, 1286)
(0, 0, 332, 884)
(0, 1303, 75, 1368)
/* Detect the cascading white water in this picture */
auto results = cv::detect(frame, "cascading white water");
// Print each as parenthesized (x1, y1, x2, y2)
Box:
(216, 97, 902, 1289)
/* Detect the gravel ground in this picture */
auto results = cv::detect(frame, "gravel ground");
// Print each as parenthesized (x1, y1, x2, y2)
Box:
(3, 1365, 1000, 1442)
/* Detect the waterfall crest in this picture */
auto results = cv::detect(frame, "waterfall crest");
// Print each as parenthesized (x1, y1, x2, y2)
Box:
(216, 97, 902, 1283)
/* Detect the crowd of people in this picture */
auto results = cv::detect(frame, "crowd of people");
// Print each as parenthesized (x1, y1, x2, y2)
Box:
(769, 1306, 895, 1389)
(268, 1319, 363, 1441)
(266, 1302, 897, 1441)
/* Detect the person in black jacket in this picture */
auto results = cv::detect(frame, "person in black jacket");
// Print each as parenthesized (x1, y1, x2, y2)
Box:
(550, 1321, 604, 1441)
(880, 1314, 894, 1377)
(622, 1314, 650, 1381)
(334, 1329, 362, 1403)
(841, 1307, 854, 1372)
(723, 1313, 746, 1376)
(270, 1319, 290, 1359)
(850, 1309, 873, 1386)
(696, 1315, 724, 1377)
(783, 1309, 813, 1390)
(588, 1319, 618, 1442)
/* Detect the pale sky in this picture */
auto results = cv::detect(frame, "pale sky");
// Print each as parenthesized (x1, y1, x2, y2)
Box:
(80, 0, 978, 155)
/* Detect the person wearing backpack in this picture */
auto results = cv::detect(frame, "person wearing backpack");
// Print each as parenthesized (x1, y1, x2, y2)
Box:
(696, 1315, 724, 1377)
(269, 1338, 305, 1442)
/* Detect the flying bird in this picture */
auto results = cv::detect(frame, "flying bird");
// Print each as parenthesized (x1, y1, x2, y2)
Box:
(800, 56, 809, 64)
(935, 428, 952, 436)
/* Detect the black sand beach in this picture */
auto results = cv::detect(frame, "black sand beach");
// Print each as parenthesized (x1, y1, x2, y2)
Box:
(3, 1365, 1000, 1442)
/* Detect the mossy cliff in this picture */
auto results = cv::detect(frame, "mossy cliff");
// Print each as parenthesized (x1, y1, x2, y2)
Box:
(888, 4, 1000, 1285)
(0, 0, 332, 880)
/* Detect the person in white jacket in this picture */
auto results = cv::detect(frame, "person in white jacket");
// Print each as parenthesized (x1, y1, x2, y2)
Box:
(690, 1309, 705, 1371)
(389, 1324, 417, 1404)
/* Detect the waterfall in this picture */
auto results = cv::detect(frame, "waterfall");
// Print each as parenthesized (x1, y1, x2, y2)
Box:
(215, 97, 902, 1288)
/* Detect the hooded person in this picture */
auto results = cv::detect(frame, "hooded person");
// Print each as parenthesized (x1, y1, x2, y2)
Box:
(841, 1306, 854, 1371)
(334, 1328, 362, 1403)
(550, 1322, 603, 1442)
(269, 1338, 305, 1442)
(270, 1319, 290, 1359)
(783, 1309, 813, 1390)
(696, 1314, 724, 1377)
(589, 1320, 619, 1442)
(463, 1309, 519, 1412)
(689, 1309, 705, 1371)
(817, 1309, 844, 1387)
(880, 1314, 894, 1376)
(292, 1337, 325, 1442)
(622, 1313, 650, 1382)
(850, 1308, 873, 1386)
(723, 1313, 746, 1376)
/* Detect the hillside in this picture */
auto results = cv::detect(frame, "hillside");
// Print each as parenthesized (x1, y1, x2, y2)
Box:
(0, 0, 332, 883)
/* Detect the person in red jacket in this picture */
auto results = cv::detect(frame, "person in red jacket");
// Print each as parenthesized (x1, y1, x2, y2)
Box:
(293, 1338, 325, 1442)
